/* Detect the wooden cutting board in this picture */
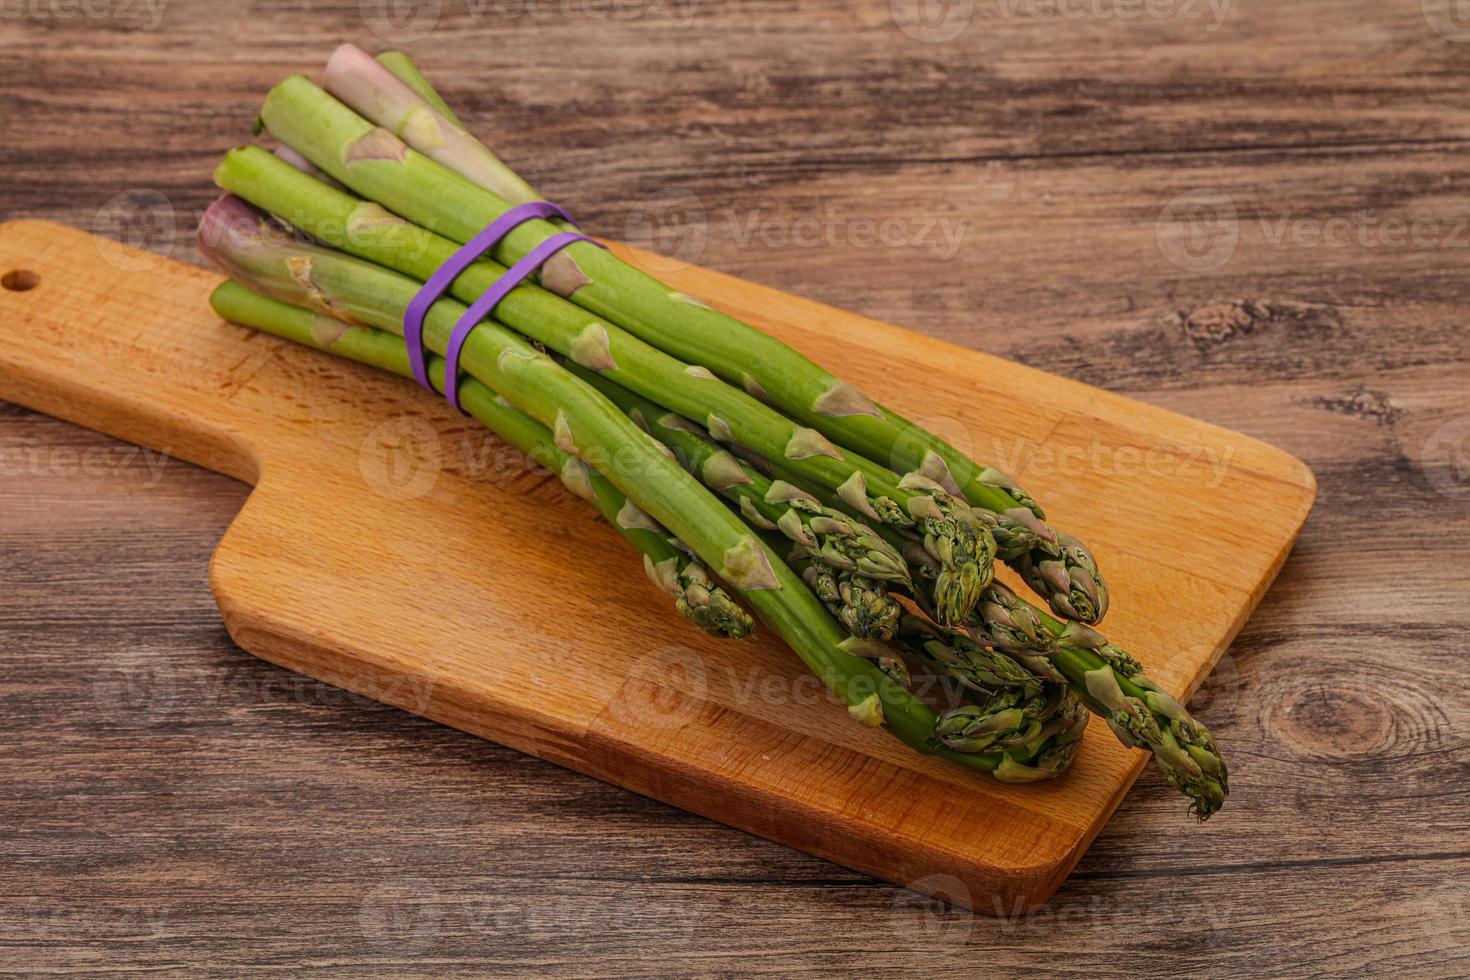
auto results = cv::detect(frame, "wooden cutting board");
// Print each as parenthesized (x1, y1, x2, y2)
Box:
(0, 219, 1314, 913)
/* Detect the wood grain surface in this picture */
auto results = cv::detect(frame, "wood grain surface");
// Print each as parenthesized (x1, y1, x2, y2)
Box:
(1, 1, 1467, 975)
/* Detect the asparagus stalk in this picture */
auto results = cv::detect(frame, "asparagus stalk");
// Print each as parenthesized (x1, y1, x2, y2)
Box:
(214, 145, 995, 627)
(198, 194, 1063, 775)
(899, 614, 1046, 699)
(324, 44, 542, 207)
(255, 69, 1106, 623)
(318, 48, 1109, 622)
(758, 453, 1222, 815)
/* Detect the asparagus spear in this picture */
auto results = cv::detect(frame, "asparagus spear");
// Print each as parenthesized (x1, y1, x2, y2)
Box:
(214, 145, 995, 627)
(970, 581, 1228, 819)
(199, 195, 1072, 776)
(795, 558, 903, 642)
(323, 44, 542, 207)
(374, 50, 463, 125)
(899, 614, 1045, 699)
(255, 69, 1106, 623)
(753, 451, 1220, 814)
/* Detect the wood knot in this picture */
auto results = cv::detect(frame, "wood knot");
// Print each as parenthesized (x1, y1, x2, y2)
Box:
(1175, 299, 1342, 349)
(1264, 669, 1447, 763)
(1180, 301, 1265, 346)
(1268, 683, 1394, 759)
(1312, 387, 1399, 425)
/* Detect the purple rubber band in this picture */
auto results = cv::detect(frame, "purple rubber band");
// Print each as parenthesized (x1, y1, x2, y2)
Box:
(442, 230, 608, 412)
(402, 200, 574, 391)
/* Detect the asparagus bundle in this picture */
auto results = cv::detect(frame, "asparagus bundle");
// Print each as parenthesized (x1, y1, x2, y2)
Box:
(217, 146, 996, 628)
(192, 48, 1235, 817)
(253, 59, 1107, 626)
(201, 197, 1086, 783)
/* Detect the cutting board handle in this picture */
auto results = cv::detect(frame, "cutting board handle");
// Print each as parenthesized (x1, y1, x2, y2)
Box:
(0, 220, 268, 484)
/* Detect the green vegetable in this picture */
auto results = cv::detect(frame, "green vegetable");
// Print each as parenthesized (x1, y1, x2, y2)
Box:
(199, 194, 1071, 776)
(971, 581, 1228, 819)
(255, 69, 1107, 623)
(211, 279, 751, 639)
(214, 144, 995, 627)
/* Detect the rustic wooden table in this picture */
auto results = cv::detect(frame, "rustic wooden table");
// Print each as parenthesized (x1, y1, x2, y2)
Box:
(3, 1, 1468, 974)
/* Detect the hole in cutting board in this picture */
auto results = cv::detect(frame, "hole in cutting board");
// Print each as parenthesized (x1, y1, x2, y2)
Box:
(2, 269, 39, 292)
